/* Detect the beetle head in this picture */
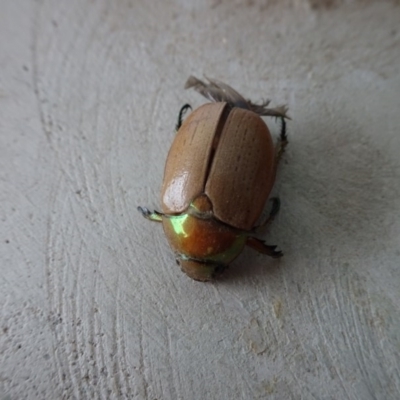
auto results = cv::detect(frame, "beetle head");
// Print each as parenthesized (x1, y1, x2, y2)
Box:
(177, 258, 226, 282)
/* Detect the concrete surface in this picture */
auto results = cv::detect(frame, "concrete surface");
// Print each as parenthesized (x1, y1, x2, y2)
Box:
(1, 0, 400, 399)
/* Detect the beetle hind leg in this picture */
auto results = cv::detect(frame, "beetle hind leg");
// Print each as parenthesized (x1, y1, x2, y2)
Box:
(253, 197, 280, 233)
(137, 206, 164, 222)
(275, 117, 288, 167)
(175, 104, 192, 131)
(246, 237, 283, 258)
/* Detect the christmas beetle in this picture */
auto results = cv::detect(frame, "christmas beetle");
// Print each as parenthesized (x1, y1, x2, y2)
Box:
(138, 76, 289, 281)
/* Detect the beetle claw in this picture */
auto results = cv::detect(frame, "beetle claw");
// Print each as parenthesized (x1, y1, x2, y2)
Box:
(175, 103, 192, 131)
(137, 206, 163, 222)
(266, 245, 283, 258)
(137, 206, 148, 214)
(137, 206, 153, 217)
(246, 237, 283, 258)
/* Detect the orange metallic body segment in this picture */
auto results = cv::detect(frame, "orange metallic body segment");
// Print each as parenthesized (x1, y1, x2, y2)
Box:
(205, 108, 275, 230)
(162, 214, 245, 262)
(161, 103, 228, 214)
(178, 260, 222, 282)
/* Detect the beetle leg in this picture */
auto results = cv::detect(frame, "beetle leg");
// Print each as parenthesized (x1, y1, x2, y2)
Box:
(253, 197, 280, 233)
(137, 206, 163, 222)
(246, 237, 283, 258)
(275, 117, 289, 167)
(175, 104, 192, 131)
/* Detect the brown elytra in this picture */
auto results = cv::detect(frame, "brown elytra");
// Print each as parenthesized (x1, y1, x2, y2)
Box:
(161, 103, 275, 231)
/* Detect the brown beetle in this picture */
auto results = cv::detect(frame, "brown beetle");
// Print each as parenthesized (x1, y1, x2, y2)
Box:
(138, 76, 289, 281)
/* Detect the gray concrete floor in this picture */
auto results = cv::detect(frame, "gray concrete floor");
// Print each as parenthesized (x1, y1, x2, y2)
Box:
(1, 0, 400, 399)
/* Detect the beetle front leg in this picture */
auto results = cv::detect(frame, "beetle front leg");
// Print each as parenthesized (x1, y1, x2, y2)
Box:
(246, 237, 283, 258)
(137, 206, 164, 222)
(175, 104, 192, 131)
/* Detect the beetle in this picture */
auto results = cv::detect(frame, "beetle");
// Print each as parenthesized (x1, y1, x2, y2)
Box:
(138, 76, 289, 281)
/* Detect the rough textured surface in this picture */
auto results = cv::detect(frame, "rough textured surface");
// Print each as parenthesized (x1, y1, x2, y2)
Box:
(1, 0, 400, 399)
